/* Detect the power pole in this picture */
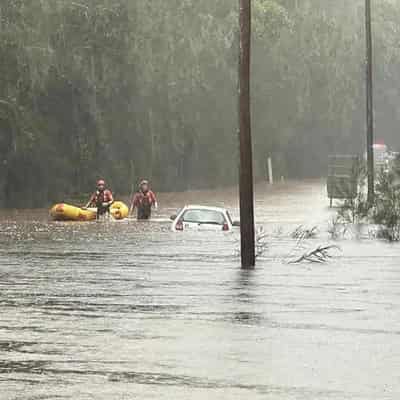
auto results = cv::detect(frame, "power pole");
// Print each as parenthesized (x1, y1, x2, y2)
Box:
(238, 0, 255, 268)
(365, 0, 375, 203)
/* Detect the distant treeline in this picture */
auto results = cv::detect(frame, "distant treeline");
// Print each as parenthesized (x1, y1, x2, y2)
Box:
(0, 0, 399, 207)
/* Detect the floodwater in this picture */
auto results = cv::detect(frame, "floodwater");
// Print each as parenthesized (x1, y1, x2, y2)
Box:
(0, 180, 399, 399)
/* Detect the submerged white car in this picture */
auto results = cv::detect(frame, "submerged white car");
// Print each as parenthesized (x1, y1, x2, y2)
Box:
(170, 205, 239, 232)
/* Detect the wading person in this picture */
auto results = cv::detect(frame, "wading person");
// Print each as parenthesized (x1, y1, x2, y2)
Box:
(86, 179, 114, 219)
(130, 180, 158, 220)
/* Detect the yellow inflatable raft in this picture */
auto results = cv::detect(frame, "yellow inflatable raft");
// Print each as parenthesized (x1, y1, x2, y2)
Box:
(109, 201, 129, 220)
(50, 201, 129, 221)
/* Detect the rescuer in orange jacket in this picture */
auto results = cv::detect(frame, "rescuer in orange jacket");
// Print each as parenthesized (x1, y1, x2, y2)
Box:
(86, 179, 114, 219)
(130, 180, 158, 220)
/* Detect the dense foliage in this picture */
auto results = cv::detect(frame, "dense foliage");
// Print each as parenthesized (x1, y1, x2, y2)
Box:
(0, 0, 399, 207)
(334, 156, 400, 242)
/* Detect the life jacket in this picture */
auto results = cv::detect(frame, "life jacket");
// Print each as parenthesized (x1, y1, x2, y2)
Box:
(134, 191, 155, 207)
(91, 189, 113, 207)
(141, 192, 151, 206)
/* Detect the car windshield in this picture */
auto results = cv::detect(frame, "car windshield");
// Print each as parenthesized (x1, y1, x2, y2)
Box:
(182, 209, 226, 225)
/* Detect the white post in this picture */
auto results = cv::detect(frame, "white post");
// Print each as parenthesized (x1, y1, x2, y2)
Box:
(268, 157, 273, 184)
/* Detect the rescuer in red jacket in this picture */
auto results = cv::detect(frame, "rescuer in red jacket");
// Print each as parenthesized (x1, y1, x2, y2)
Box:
(86, 179, 114, 219)
(130, 180, 158, 220)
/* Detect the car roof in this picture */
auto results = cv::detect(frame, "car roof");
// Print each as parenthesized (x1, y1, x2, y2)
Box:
(183, 205, 228, 213)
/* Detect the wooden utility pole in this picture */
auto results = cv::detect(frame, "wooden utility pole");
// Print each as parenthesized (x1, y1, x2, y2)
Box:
(365, 0, 375, 203)
(238, 0, 255, 268)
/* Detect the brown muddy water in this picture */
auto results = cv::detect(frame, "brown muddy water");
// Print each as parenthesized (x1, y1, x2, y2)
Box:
(0, 180, 399, 399)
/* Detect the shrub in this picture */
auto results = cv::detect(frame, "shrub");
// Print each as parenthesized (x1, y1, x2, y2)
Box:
(336, 157, 400, 242)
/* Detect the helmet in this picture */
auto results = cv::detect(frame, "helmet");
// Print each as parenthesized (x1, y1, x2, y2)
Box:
(97, 179, 105, 187)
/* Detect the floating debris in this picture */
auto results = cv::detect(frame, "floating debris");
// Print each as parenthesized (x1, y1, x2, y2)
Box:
(289, 245, 341, 264)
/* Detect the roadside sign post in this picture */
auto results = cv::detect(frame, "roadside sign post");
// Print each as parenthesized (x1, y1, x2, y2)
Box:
(238, 0, 255, 269)
(267, 157, 273, 185)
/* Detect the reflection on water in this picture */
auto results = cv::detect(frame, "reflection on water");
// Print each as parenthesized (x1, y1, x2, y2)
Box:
(1, 181, 400, 399)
